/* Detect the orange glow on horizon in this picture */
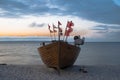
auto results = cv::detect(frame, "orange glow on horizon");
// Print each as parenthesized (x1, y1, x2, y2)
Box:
(0, 30, 92, 37)
(0, 31, 50, 36)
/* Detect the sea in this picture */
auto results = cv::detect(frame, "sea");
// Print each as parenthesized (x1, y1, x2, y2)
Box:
(0, 41, 120, 65)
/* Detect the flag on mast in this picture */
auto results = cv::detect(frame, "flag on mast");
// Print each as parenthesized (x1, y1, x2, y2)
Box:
(48, 24, 53, 33)
(58, 21, 62, 26)
(53, 24, 57, 32)
(59, 27, 63, 35)
(64, 21, 74, 41)
(48, 24, 53, 40)
(48, 24, 50, 30)
(67, 21, 74, 28)
(65, 28, 73, 36)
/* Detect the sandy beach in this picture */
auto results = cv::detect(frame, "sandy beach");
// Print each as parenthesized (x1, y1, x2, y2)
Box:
(0, 64, 120, 80)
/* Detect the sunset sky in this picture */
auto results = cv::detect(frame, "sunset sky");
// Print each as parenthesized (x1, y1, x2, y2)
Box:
(0, 0, 120, 42)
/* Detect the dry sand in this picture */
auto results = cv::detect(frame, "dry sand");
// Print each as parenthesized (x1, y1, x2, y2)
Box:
(0, 64, 120, 80)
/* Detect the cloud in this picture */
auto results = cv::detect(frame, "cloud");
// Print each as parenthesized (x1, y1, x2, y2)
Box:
(0, 0, 64, 18)
(93, 26, 109, 33)
(91, 25, 108, 31)
(91, 23, 120, 33)
(58, 0, 120, 25)
(0, 0, 29, 17)
(88, 22, 120, 41)
(29, 22, 46, 27)
(0, 0, 120, 25)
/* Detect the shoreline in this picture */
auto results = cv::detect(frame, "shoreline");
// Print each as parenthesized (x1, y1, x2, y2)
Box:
(0, 64, 120, 80)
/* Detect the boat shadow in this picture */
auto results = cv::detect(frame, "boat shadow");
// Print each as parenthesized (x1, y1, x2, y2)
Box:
(60, 65, 88, 73)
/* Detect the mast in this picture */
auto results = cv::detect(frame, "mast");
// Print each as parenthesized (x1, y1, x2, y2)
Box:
(57, 21, 60, 74)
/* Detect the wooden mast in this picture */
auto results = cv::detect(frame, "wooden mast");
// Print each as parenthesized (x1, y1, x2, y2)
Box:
(57, 21, 61, 74)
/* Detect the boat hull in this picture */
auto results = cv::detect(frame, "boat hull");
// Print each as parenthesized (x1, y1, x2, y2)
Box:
(38, 41, 80, 69)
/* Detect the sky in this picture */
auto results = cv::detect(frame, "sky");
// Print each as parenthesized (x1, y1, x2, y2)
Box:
(0, 0, 120, 42)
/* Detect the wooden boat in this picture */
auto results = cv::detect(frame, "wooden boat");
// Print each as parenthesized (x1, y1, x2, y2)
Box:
(38, 21, 84, 71)
(38, 41, 80, 69)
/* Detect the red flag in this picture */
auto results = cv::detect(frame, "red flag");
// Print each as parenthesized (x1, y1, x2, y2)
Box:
(65, 30, 69, 36)
(67, 21, 74, 28)
(68, 28, 73, 33)
(66, 21, 70, 27)
(58, 21, 62, 25)
(70, 21, 74, 26)
(65, 28, 73, 36)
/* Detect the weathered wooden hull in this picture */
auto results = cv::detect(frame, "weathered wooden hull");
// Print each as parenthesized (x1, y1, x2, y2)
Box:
(38, 41, 80, 69)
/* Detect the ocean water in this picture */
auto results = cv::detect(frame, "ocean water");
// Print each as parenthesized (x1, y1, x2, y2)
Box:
(77, 42, 120, 65)
(0, 41, 120, 65)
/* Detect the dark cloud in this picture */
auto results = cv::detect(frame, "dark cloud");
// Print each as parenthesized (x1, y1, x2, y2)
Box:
(91, 25, 108, 30)
(0, 0, 29, 17)
(29, 22, 46, 27)
(92, 25, 109, 33)
(107, 25, 120, 29)
(55, 0, 120, 25)
(0, 0, 63, 18)
(0, 0, 120, 26)
(89, 23, 120, 41)
(91, 24, 120, 33)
